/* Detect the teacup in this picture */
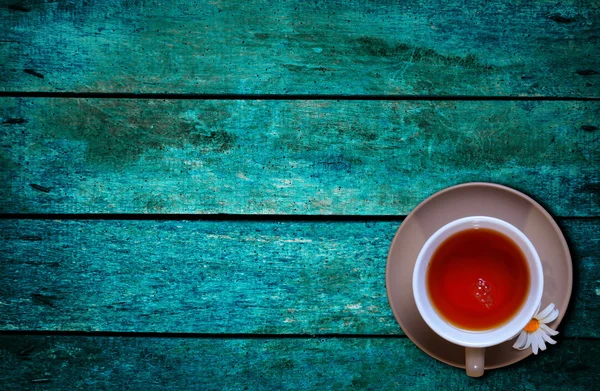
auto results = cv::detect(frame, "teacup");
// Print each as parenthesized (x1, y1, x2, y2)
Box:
(413, 216, 543, 377)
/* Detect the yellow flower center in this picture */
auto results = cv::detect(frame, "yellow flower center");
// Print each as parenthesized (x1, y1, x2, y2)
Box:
(524, 318, 540, 333)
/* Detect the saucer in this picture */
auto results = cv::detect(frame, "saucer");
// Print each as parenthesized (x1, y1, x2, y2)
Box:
(385, 182, 572, 370)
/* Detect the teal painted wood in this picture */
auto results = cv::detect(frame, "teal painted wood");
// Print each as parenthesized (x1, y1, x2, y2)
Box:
(1, 0, 598, 96)
(0, 219, 596, 337)
(1, 99, 599, 215)
(1, 335, 598, 389)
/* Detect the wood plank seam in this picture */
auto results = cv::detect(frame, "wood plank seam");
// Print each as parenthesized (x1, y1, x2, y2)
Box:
(1, 214, 598, 221)
(0, 331, 597, 340)
(2, 92, 600, 101)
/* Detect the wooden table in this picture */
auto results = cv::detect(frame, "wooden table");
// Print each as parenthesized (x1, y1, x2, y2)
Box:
(1, 0, 599, 388)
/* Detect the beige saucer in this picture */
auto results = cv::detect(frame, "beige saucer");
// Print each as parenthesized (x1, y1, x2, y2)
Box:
(386, 182, 572, 370)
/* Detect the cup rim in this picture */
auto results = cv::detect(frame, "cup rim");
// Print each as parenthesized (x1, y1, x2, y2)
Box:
(412, 216, 544, 348)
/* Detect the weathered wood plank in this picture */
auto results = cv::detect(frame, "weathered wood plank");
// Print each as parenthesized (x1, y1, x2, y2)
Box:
(1, 99, 599, 215)
(0, 219, 596, 337)
(0, 335, 598, 389)
(1, 0, 598, 96)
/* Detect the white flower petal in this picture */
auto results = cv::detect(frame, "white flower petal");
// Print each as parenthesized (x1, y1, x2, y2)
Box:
(531, 333, 540, 355)
(536, 331, 547, 351)
(541, 331, 558, 345)
(525, 332, 533, 349)
(513, 331, 528, 349)
(539, 309, 559, 324)
(540, 324, 559, 336)
(535, 303, 555, 321)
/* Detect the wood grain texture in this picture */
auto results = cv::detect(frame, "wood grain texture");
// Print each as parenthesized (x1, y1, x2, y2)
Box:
(1, 219, 596, 337)
(1, 335, 598, 390)
(1, 0, 599, 96)
(1, 99, 599, 215)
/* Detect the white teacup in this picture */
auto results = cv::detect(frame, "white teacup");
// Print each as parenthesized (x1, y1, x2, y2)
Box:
(413, 216, 544, 377)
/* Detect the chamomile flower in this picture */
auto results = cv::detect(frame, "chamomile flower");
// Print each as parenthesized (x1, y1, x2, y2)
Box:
(513, 303, 559, 355)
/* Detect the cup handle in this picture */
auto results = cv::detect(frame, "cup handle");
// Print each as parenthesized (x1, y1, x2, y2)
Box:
(465, 347, 485, 377)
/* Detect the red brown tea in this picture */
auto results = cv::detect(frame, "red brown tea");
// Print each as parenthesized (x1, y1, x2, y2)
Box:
(426, 228, 530, 331)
